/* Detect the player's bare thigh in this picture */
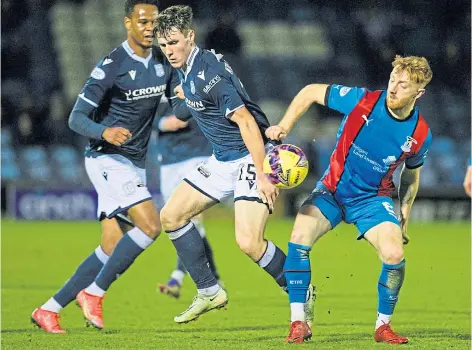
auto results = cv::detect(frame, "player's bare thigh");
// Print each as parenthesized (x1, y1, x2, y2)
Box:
(290, 204, 332, 247)
(364, 222, 404, 264)
(234, 200, 270, 261)
(160, 181, 217, 231)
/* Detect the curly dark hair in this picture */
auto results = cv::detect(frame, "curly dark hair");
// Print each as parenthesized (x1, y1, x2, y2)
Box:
(153, 5, 193, 39)
(124, 0, 159, 17)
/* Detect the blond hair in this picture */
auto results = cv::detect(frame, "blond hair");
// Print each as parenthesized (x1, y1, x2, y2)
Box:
(392, 55, 433, 87)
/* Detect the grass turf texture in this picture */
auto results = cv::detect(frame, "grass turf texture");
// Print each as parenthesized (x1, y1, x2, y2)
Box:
(2, 219, 470, 349)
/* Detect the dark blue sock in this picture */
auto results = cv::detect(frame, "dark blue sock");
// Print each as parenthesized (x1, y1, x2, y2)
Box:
(95, 228, 153, 291)
(378, 259, 406, 315)
(176, 257, 187, 273)
(257, 240, 287, 288)
(202, 236, 220, 280)
(54, 246, 107, 307)
(167, 222, 217, 289)
(284, 242, 311, 303)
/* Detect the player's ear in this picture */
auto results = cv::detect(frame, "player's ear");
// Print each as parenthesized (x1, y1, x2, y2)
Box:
(416, 89, 425, 100)
(124, 16, 132, 31)
(187, 30, 195, 44)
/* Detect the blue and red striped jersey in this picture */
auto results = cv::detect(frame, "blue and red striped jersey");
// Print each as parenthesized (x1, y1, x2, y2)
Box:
(319, 84, 432, 204)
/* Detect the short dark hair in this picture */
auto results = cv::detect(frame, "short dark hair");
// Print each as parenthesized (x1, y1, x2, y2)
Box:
(154, 5, 193, 39)
(124, 0, 159, 17)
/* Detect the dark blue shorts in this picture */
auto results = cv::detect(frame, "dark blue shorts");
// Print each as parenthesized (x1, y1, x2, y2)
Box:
(302, 186, 400, 239)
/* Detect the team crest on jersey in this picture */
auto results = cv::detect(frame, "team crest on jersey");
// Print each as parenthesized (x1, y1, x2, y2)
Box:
(400, 136, 417, 153)
(340, 86, 351, 96)
(91, 67, 105, 80)
(190, 80, 196, 94)
(154, 64, 165, 77)
(383, 156, 397, 166)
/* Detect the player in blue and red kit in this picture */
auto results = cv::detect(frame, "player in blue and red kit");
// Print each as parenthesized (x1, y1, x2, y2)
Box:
(266, 55, 433, 344)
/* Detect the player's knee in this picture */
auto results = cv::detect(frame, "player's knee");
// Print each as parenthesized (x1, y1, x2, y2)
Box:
(382, 245, 404, 265)
(160, 205, 182, 231)
(290, 228, 310, 246)
(235, 233, 264, 261)
(137, 218, 161, 239)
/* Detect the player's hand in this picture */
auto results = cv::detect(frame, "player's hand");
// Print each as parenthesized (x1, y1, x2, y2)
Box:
(265, 125, 288, 141)
(174, 84, 185, 99)
(160, 115, 188, 132)
(257, 174, 279, 211)
(399, 216, 410, 245)
(102, 127, 132, 146)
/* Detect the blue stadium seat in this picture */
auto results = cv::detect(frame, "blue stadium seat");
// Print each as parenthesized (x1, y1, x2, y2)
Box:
(49, 145, 86, 183)
(20, 146, 51, 182)
(1, 162, 20, 181)
(1, 128, 12, 147)
(1, 147, 16, 163)
(50, 145, 79, 165)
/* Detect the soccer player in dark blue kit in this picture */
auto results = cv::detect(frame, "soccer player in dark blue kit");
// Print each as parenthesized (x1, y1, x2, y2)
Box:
(266, 55, 433, 343)
(31, 0, 189, 333)
(154, 6, 316, 324)
(153, 98, 222, 298)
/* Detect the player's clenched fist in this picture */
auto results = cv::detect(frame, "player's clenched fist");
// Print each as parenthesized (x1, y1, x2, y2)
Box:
(265, 125, 288, 141)
(174, 84, 185, 99)
(102, 127, 132, 146)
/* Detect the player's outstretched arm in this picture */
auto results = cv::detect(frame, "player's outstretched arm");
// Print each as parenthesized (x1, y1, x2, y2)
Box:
(230, 106, 279, 210)
(398, 164, 421, 244)
(266, 84, 329, 141)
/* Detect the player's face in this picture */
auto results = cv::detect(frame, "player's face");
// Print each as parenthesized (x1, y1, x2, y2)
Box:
(125, 4, 158, 49)
(157, 29, 195, 69)
(387, 69, 425, 110)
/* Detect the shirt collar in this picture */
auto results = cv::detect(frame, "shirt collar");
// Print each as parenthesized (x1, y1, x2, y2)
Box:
(122, 40, 152, 68)
(182, 45, 200, 79)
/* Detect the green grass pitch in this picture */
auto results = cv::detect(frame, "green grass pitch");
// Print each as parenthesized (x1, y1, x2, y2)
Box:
(1, 219, 470, 349)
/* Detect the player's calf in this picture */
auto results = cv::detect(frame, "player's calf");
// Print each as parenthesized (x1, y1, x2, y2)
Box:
(284, 242, 312, 324)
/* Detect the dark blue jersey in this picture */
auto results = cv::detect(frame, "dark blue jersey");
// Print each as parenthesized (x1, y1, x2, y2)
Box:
(179, 47, 270, 162)
(75, 41, 186, 168)
(154, 98, 212, 165)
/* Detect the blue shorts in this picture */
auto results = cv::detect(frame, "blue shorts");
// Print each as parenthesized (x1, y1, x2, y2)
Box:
(302, 186, 400, 239)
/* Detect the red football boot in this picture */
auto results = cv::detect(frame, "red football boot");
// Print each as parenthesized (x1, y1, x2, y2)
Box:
(374, 322, 408, 344)
(31, 308, 66, 334)
(76, 290, 104, 329)
(285, 321, 312, 343)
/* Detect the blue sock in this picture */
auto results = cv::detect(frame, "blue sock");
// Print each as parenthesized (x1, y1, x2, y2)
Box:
(257, 240, 287, 288)
(378, 259, 406, 315)
(53, 246, 108, 307)
(284, 242, 311, 303)
(167, 222, 217, 289)
(95, 227, 154, 291)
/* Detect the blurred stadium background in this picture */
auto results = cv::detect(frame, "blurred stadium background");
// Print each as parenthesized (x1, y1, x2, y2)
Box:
(1, 0, 471, 220)
(2, 1, 471, 348)
(1, 0, 471, 221)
